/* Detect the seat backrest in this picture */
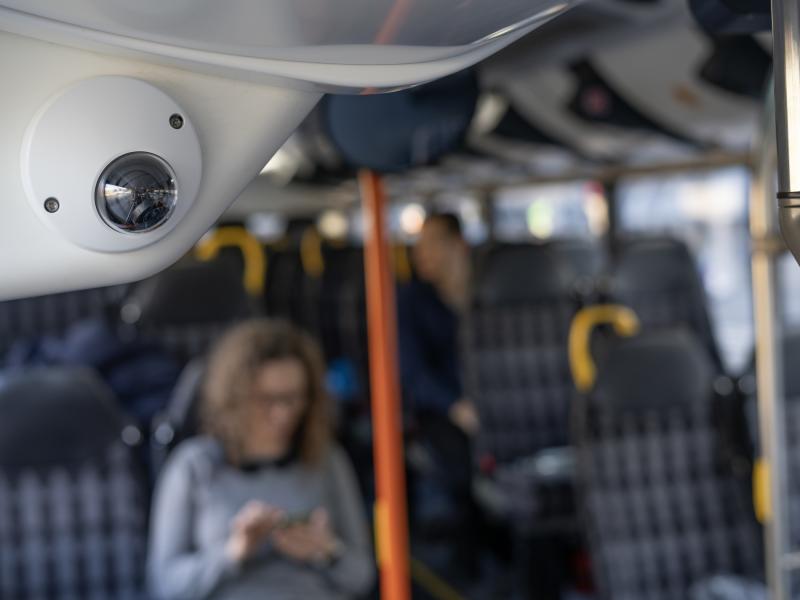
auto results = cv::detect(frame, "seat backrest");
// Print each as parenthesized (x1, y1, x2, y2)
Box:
(610, 236, 722, 369)
(122, 257, 254, 362)
(575, 332, 762, 600)
(263, 246, 322, 333)
(319, 246, 369, 400)
(0, 285, 129, 363)
(150, 358, 205, 473)
(463, 241, 604, 462)
(0, 367, 148, 599)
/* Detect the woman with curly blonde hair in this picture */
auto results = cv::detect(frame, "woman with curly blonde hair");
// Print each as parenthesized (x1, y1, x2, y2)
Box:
(147, 319, 375, 600)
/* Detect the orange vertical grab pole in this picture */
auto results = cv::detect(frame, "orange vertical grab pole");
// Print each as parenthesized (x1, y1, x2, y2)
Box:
(359, 169, 411, 600)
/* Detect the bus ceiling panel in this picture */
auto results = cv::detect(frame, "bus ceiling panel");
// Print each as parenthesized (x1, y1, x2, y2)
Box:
(482, 66, 698, 166)
(0, 0, 576, 92)
(480, 0, 685, 74)
(566, 59, 704, 149)
(592, 23, 762, 152)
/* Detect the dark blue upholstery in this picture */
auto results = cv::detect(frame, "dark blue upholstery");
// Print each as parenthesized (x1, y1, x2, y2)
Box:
(0, 368, 148, 600)
(576, 332, 762, 600)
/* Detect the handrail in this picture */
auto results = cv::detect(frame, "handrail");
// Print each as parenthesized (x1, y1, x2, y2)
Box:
(568, 304, 640, 393)
(194, 226, 266, 296)
(393, 244, 413, 283)
(300, 227, 325, 278)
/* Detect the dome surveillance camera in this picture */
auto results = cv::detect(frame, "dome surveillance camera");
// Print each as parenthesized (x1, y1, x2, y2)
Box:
(21, 76, 202, 254)
(95, 152, 178, 234)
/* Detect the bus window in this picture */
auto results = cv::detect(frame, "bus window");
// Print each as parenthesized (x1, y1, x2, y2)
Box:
(493, 181, 607, 242)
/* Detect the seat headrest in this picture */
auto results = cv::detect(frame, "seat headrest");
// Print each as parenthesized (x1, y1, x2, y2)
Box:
(612, 237, 703, 295)
(123, 258, 253, 327)
(474, 241, 602, 305)
(0, 368, 126, 469)
(593, 331, 714, 412)
(166, 358, 205, 436)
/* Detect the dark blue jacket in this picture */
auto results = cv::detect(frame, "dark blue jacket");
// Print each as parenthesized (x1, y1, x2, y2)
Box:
(397, 281, 462, 416)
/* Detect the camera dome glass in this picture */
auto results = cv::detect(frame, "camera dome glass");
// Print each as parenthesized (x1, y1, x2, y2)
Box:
(95, 152, 177, 233)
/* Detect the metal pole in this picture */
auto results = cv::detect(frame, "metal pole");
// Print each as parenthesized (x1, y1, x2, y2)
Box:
(359, 169, 412, 600)
(772, 0, 800, 265)
(751, 81, 790, 600)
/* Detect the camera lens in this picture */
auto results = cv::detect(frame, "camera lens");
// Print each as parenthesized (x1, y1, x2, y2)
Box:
(95, 152, 177, 233)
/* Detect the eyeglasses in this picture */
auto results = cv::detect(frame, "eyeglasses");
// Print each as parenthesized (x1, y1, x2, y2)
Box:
(251, 391, 308, 411)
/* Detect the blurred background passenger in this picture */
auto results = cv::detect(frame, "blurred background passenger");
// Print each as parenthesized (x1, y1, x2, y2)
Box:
(147, 319, 374, 600)
(397, 212, 483, 581)
(398, 212, 477, 435)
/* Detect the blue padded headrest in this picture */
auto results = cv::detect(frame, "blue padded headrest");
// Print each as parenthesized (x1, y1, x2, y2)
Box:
(323, 70, 479, 172)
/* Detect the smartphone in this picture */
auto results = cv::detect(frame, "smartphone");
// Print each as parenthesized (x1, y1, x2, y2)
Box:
(276, 511, 312, 529)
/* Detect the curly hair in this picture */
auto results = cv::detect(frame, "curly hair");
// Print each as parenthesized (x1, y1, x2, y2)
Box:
(201, 318, 331, 466)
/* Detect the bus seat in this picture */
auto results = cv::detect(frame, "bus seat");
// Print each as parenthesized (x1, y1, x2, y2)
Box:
(610, 236, 723, 370)
(264, 246, 321, 334)
(319, 246, 369, 404)
(464, 241, 604, 462)
(0, 367, 148, 599)
(150, 358, 205, 475)
(461, 240, 605, 551)
(0, 285, 129, 363)
(121, 258, 255, 362)
(575, 331, 762, 600)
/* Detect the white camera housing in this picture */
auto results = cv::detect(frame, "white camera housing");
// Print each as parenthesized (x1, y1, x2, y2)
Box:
(0, 0, 576, 300)
(22, 76, 202, 252)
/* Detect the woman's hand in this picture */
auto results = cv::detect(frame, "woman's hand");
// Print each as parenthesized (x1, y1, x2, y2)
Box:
(273, 508, 341, 565)
(226, 501, 285, 563)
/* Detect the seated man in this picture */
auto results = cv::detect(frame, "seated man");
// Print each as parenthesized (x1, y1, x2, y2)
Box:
(397, 212, 477, 435)
(397, 212, 481, 579)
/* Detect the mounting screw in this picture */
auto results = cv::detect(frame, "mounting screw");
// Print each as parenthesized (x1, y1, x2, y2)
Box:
(44, 197, 60, 213)
(169, 113, 184, 130)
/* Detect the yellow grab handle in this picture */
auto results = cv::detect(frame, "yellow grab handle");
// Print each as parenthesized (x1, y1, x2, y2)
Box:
(568, 304, 640, 393)
(195, 226, 266, 296)
(393, 244, 413, 283)
(753, 458, 771, 523)
(300, 227, 325, 278)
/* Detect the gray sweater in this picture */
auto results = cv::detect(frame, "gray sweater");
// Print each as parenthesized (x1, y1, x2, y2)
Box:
(147, 437, 375, 600)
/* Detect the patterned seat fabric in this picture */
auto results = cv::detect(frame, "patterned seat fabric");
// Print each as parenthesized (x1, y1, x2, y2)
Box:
(0, 368, 148, 600)
(318, 246, 369, 398)
(610, 237, 722, 370)
(576, 332, 762, 600)
(464, 241, 604, 463)
(263, 247, 321, 334)
(122, 256, 255, 362)
(0, 285, 129, 362)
